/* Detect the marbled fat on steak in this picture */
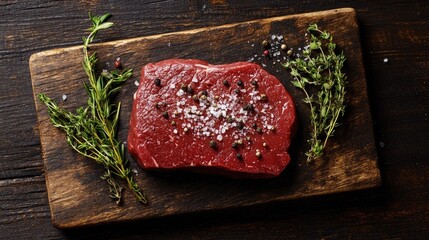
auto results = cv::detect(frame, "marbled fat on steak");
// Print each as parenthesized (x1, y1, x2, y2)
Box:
(128, 59, 296, 178)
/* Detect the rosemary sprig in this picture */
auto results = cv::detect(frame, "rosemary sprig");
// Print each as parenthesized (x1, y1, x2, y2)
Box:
(282, 24, 347, 162)
(38, 13, 147, 204)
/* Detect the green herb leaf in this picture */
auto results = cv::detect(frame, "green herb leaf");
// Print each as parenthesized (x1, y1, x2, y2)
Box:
(283, 24, 347, 162)
(96, 22, 114, 31)
(38, 13, 147, 205)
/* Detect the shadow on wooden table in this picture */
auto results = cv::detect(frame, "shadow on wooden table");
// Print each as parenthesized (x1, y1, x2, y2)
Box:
(61, 185, 386, 239)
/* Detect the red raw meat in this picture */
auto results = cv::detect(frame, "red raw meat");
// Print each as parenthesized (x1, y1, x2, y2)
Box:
(128, 59, 296, 178)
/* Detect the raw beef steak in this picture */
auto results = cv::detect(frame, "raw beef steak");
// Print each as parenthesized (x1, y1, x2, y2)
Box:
(128, 59, 296, 178)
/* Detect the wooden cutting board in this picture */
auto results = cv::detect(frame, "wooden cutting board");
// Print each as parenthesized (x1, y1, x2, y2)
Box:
(31, 8, 380, 228)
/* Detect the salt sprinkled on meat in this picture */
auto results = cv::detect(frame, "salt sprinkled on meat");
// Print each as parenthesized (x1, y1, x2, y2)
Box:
(128, 60, 296, 178)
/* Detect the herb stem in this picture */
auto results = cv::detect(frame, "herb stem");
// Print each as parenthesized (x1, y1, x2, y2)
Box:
(38, 13, 147, 204)
(283, 24, 347, 162)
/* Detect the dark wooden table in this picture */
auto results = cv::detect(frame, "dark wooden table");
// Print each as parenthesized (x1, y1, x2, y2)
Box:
(1, 1, 428, 239)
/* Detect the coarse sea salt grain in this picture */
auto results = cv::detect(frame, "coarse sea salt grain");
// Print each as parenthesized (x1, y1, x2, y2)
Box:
(134, 80, 139, 86)
(176, 89, 186, 97)
(383, 58, 389, 63)
(62, 94, 67, 101)
(192, 75, 199, 83)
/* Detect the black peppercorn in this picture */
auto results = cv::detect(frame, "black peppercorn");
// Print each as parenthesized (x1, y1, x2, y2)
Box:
(209, 140, 217, 149)
(223, 80, 230, 86)
(237, 121, 244, 130)
(187, 86, 194, 94)
(237, 80, 244, 88)
(243, 103, 254, 112)
(162, 111, 169, 119)
(154, 78, 161, 86)
(236, 153, 243, 160)
(251, 80, 258, 88)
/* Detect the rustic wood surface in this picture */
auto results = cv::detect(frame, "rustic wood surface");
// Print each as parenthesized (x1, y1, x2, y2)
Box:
(30, 8, 380, 228)
(1, 0, 428, 239)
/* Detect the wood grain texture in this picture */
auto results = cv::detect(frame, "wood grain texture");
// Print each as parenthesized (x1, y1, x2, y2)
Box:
(30, 8, 380, 228)
(1, 0, 429, 239)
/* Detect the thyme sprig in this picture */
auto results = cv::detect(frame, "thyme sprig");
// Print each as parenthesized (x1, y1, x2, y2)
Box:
(283, 24, 347, 162)
(38, 13, 147, 204)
